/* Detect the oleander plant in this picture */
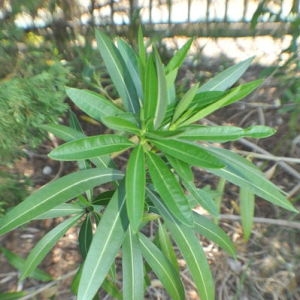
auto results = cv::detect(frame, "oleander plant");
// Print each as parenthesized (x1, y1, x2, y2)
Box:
(0, 30, 297, 300)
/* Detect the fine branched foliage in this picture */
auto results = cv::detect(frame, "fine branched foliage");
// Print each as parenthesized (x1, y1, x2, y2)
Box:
(0, 30, 297, 300)
(0, 63, 68, 161)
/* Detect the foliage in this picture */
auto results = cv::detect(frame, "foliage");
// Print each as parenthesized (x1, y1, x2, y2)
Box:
(0, 170, 30, 216)
(0, 62, 68, 161)
(0, 30, 297, 300)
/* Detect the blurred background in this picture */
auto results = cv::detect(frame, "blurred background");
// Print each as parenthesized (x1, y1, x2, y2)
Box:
(0, 1, 299, 299)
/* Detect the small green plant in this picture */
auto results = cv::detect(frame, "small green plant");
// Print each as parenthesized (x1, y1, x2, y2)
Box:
(0, 30, 297, 300)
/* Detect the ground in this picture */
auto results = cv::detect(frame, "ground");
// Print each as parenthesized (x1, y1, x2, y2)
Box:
(0, 36, 300, 299)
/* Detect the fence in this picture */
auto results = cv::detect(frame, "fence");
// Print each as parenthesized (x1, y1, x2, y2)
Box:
(6, 0, 299, 37)
(83, 0, 299, 37)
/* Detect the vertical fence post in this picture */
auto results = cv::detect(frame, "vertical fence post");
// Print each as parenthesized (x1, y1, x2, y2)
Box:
(187, 0, 192, 23)
(149, 0, 153, 24)
(224, 0, 229, 22)
(110, 0, 114, 26)
(167, 0, 172, 27)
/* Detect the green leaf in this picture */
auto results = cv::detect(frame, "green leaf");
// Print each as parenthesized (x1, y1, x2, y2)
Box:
(66, 87, 124, 122)
(79, 215, 93, 258)
(146, 151, 193, 226)
(122, 226, 144, 300)
(126, 145, 145, 233)
(0, 168, 124, 235)
(148, 189, 215, 300)
(41, 124, 85, 141)
(102, 115, 140, 134)
(165, 156, 218, 216)
(102, 277, 123, 300)
(138, 27, 147, 70)
(92, 190, 115, 205)
(180, 80, 263, 125)
(117, 38, 143, 99)
(207, 147, 298, 212)
(157, 221, 179, 273)
(35, 203, 84, 219)
(138, 233, 185, 300)
(0, 292, 26, 300)
(166, 68, 178, 105)
(42, 123, 112, 169)
(239, 187, 255, 240)
(96, 30, 140, 114)
(49, 134, 134, 161)
(244, 125, 276, 138)
(185, 182, 219, 217)
(167, 155, 194, 182)
(193, 212, 236, 257)
(165, 38, 193, 74)
(143, 54, 158, 127)
(151, 138, 224, 168)
(172, 83, 199, 123)
(72, 265, 122, 299)
(154, 51, 168, 129)
(21, 214, 82, 280)
(199, 57, 254, 92)
(0, 247, 52, 282)
(78, 182, 129, 300)
(179, 125, 275, 142)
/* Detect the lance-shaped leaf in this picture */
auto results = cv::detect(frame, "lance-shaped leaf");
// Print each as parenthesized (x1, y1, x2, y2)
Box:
(49, 134, 134, 161)
(148, 189, 215, 300)
(78, 182, 129, 300)
(199, 57, 254, 92)
(166, 155, 218, 216)
(41, 124, 85, 141)
(122, 226, 144, 300)
(154, 51, 168, 129)
(207, 147, 298, 212)
(21, 214, 82, 280)
(165, 38, 193, 74)
(151, 138, 224, 168)
(157, 221, 179, 273)
(180, 125, 275, 142)
(166, 68, 178, 105)
(172, 83, 199, 123)
(79, 216, 93, 258)
(102, 115, 140, 134)
(35, 203, 84, 220)
(143, 54, 158, 127)
(239, 187, 255, 240)
(66, 88, 124, 122)
(193, 212, 236, 257)
(0, 292, 26, 299)
(180, 80, 263, 126)
(96, 30, 140, 114)
(0, 168, 123, 235)
(138, 233, 185, 300)
(42, 124, 111, 169)
(126, 145, 145, 233)
(117, 39, 143, 99)
(146, 151, 193, 227)
(0, 247, 52, 282)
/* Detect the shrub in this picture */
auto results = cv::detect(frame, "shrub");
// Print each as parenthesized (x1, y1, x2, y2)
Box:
(0, 30, 297, 300)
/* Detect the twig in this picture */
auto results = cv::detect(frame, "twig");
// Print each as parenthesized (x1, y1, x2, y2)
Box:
(19, 269, 78, 300)
(220, 214, 300, 230)
(233, 150, 300, 164)
(238, 137, 300, 181)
